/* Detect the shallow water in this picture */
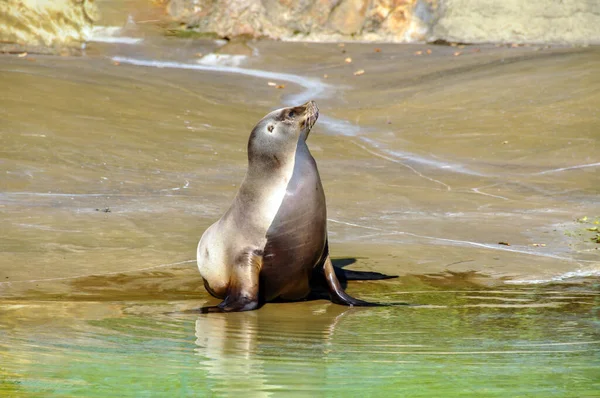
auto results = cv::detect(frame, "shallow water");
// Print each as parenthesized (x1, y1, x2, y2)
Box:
(1, 282, 599, 397)
(1, 0, 599, 395)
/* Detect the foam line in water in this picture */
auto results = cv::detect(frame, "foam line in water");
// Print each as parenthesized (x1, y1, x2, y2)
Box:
(197, 54, 247, 67)
(359, 136, 484, 176)
(88, 26, 143, 44)
(111, 56, 330, 105)
(535, 162, 600, 175)
(504, 268, 600, 285)
(90, 37, 143, 44)
(328, 218, 598, 263)
(351, 140, 451, 190)
(318, 115, 361, 136)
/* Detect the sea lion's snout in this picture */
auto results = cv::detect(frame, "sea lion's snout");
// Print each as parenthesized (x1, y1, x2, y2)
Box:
(306, 100, 319, 120)
(304, 101, 319, 135)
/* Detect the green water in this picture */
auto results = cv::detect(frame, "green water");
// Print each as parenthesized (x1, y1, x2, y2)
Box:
(1, 281, 598, 397)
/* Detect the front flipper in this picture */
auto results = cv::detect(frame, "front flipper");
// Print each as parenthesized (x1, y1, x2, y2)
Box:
(323, 255, 383, 307)
(200, 249, 263, 313)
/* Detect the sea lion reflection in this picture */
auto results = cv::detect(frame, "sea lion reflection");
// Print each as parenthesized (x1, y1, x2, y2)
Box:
(194, 305, 352, 395)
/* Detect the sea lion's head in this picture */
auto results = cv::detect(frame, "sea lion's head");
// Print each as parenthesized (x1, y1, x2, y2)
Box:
(247, 101, 319, 171)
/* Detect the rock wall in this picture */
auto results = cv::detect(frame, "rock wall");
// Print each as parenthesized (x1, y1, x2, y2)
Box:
(166, 0, 436, 42)
(430, 0, 600, 44)
(165, 0, 600, 44)
(2, 0, 597, 54)
(0, 0, 98, 54)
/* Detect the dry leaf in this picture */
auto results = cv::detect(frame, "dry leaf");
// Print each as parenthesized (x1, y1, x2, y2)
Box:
(17, 52, 28, 57)
(354, 69, 365, 76)
(276, 84, 285, 89)
(323, 74, 328, 79)
(453, 51, 462, 56)
(414, 51, 422, 55)
(374, 48, 381, 53)
(267, 82, 277, 86)
(113, 61, 120, 66)
(498, 242, 510, 246)
(195, 52, 203, 57)
(338, 43, 345, 47)
(426, 49, 432, 54)
(345, 57, 352, 63)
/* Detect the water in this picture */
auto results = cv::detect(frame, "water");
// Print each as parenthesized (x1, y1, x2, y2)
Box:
(1, 1, 599, 395)
(1, 282, 598, 397)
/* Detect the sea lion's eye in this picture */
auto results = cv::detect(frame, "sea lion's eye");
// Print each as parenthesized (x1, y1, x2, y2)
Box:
(288, 110, 295, 118)
(267, 125, 274, 132)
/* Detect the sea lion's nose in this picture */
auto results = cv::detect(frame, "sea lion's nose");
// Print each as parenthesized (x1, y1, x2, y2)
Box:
(305, 100, 319, 118)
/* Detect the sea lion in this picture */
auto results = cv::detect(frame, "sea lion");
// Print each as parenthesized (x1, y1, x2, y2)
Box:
(196, 101, 391, 312)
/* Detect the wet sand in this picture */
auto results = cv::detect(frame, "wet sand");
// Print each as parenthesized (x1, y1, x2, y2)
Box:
(1, 40, 599, 301)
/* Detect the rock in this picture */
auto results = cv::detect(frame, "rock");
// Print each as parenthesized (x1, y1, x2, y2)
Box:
(165, 0, 434, 42)
(328, 0, 370, 35)
(429, 0, 600, 45)
(0, 0, 98, 54)
(164, 0, 600, 44)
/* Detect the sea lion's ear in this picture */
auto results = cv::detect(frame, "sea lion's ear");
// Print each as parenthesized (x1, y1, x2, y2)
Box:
(277, 108, 288, 121)
(267, 125, 274, 133)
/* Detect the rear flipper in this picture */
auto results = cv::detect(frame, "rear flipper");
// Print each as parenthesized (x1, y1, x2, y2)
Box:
(334, 267, 397, 282)
(200, 249, 263, 313)
(323, 255, 387, 307)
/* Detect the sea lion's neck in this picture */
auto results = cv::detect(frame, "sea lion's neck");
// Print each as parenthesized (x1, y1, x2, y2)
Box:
(245, 140, 302, 182)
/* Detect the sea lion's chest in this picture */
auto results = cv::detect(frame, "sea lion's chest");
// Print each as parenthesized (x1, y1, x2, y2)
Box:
(262, 143, 327, 272)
